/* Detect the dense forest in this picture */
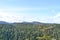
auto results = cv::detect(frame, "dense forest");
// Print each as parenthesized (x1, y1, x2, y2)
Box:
(0, 22, 60, 40)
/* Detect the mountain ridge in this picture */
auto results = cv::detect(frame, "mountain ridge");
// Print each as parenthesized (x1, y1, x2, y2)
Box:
(0, 21, 58, 24)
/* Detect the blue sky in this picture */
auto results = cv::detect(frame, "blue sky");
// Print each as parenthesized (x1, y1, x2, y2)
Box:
(0, 0, 60, 23)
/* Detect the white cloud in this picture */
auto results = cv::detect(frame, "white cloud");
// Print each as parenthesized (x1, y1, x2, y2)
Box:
(0, 10, 60, 23)
(42, 12, 60, 23)
(0, 7, 34, 22)
(0, 7, 32, 12)
(0, 7, 51, 13)
(0, 7, 48, 22)
(0, 7, 60, 23)
(52, 13, 60, 23)
(0, 11, 25, 22)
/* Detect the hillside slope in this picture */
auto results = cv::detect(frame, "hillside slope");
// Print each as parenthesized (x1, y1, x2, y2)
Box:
(0, 22, 60, 40)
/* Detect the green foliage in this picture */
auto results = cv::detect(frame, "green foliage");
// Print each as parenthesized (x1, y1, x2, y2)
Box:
(0, 23, 60, 40)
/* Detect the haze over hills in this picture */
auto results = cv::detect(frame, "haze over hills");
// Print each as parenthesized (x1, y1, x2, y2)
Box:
(0, 21, 58, 24)
(0, 21, 9, 24)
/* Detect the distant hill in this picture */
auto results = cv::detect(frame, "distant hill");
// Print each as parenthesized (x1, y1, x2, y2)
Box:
(13, 21, 42, 24)
(13, 21, 53, 26)
(0, 21, 56, 25)
(0, 21, 9, 24)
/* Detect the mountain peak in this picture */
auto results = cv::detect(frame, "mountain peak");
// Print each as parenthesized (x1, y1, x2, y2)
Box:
(0, 21, 9, 24)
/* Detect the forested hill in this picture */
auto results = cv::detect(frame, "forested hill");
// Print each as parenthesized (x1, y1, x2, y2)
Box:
(0, 21, 60, 40)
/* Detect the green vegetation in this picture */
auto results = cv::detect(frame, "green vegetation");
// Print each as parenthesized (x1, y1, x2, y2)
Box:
(0, 23, 60, 40)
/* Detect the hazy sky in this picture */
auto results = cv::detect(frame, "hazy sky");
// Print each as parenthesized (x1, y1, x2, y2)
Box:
(0, 0, 60, 23)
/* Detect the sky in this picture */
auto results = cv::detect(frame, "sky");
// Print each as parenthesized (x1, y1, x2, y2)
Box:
(0, 0, 60, 23)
